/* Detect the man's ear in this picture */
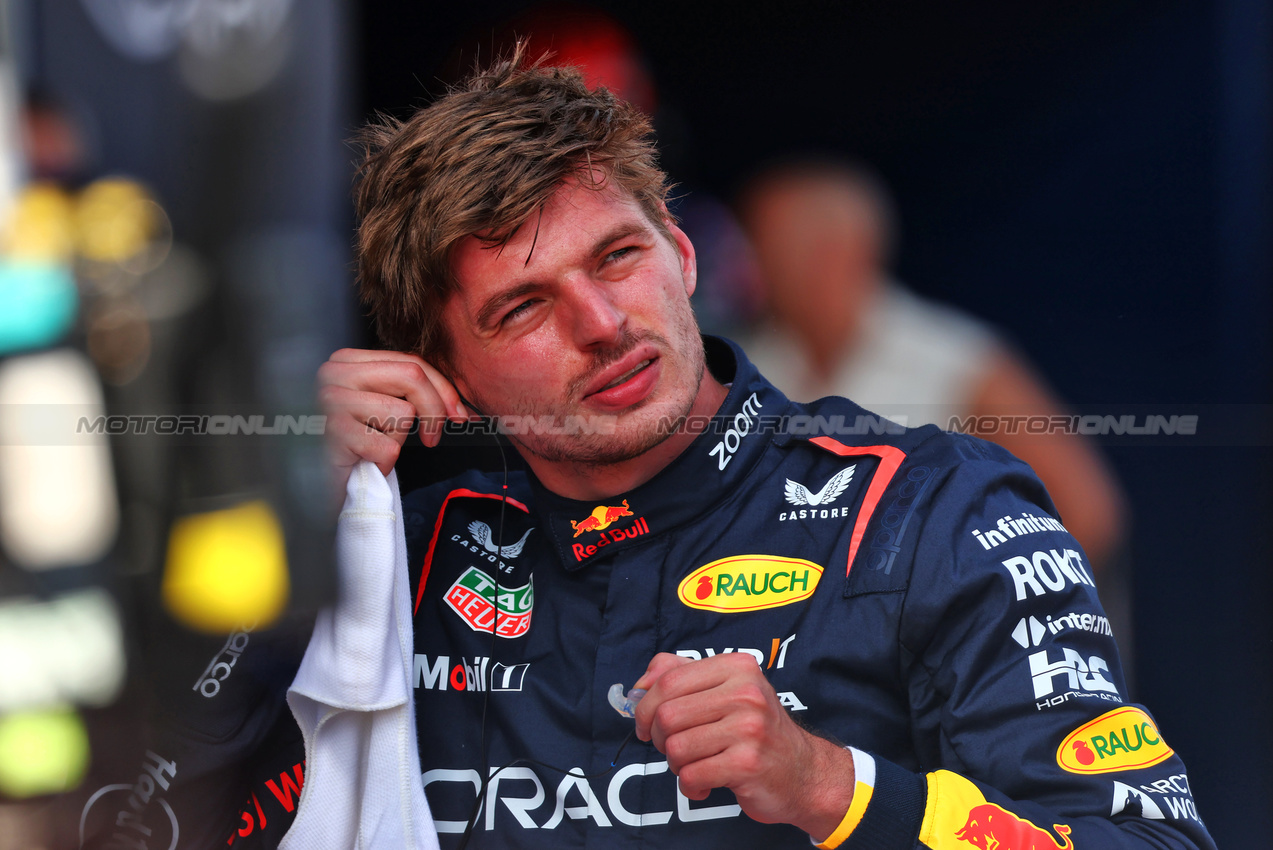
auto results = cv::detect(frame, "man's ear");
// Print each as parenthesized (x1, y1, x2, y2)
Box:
(666, 220, 698, 297)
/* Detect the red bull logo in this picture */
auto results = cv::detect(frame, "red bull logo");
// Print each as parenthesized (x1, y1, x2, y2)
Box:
(570, 500, 633, 537)
(954, 804, 1074, 850)
(569, 500, 651, 561)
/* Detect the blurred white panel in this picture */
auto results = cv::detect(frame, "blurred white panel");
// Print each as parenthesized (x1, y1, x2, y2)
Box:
(0, 589, 124, 710)
(0, 348, 118, 569)
(77, 0, 194, 62)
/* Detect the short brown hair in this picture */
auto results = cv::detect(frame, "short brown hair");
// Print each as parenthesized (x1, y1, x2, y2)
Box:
(354, 46, 671, 367)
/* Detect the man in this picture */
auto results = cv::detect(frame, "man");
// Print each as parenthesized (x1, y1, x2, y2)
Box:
(736, 161, 1136, 678)
(314, 51, 1214, 849)
(736, 160, 1126, 574)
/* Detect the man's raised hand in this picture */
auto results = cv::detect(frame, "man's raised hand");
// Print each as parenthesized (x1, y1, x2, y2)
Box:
(317, 349, 468, 487)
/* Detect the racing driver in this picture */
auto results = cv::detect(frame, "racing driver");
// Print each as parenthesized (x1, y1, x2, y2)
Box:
(308, 49, 1217, 850)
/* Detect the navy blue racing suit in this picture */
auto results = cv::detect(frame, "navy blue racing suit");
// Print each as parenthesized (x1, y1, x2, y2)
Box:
(403, 336, 1214, 849)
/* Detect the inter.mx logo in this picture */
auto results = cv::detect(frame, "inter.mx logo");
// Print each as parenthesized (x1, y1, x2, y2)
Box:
(1011, 612, 1113, 648)
(445, 567, 533, 638)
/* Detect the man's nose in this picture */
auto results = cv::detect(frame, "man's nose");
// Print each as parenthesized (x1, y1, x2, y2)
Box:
(566, 277, 626, 347)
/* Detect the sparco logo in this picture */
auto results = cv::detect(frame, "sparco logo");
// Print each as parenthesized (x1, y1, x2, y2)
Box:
(708, 392, 762, 471)
(444, 567, 533, 638)
(1000, 549, 1095, 601)
(865, 464, 935, 574)
(192, 625, 252, 698)
(1030, 647, 1119, 707)
(413, 654, 529, 693)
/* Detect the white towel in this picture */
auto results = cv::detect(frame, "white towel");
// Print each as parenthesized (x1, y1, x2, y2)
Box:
(283, 463, 440, 849)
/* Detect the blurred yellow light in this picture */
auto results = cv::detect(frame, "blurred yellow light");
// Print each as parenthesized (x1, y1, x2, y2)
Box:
(0, 708, 90, 798)
(163, 500, 290, 633)
(5, 183, 75, 261)
(74, 178, 156, 263)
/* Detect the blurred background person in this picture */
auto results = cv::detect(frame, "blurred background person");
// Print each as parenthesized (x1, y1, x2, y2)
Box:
(737, 159, 1131, 642)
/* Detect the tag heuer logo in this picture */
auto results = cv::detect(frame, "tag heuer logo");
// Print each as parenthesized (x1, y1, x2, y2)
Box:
(784, 466, 855, 506)
(444, 567, 533, 638)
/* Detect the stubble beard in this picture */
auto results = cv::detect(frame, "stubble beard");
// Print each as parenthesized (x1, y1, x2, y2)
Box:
(467, 322, 706, 469)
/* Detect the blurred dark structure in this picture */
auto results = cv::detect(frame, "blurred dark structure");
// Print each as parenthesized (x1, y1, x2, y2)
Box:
(359, 2, 1269, 846)
(10, 1, 353, 845)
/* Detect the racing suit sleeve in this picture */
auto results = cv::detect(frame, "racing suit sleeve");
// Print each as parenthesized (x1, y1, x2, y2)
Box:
(827, 441, 1217, 850)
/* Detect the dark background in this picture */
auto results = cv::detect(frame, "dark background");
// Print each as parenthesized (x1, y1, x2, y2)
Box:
(23, 1, 1270, 846)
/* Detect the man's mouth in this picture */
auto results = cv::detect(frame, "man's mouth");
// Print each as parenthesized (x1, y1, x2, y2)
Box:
(599, 360, 652, 392)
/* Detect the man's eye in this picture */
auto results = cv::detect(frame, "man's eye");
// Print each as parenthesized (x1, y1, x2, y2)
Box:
(606, 246, 636, 263)
(502, 300, 536, 323)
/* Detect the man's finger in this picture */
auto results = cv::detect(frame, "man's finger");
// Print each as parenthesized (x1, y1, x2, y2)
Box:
(319, 352, 467, 421)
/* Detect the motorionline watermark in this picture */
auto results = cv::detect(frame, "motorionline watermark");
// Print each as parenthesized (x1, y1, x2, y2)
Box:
(355, 412, 914, 438)
(945, 413, 1199, 437)
(352, 411, 1207, 439)
(58, 410, 1209, 440)
(76, 414, 327, 436)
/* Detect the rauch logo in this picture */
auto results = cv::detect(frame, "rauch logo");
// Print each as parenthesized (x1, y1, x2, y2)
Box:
(1056, 706, 1173, 774)
(444, 567, 533, 638)
(677, 556, 822, 612)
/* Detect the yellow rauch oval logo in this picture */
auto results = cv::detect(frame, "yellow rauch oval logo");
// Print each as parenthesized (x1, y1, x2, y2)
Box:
(1057, 706, 1174, 774)
(678, 556, 823, 612)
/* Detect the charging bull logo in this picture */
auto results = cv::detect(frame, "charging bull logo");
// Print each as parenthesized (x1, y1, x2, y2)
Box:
(954, 804, 1074, 850)
(571, 500, 633, 537)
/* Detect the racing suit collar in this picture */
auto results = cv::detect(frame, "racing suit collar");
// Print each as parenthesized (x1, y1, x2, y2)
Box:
(530, 336, 788, 571)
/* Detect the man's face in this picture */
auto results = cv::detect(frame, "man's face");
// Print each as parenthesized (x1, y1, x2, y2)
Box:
(442, 178, 706, 468)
